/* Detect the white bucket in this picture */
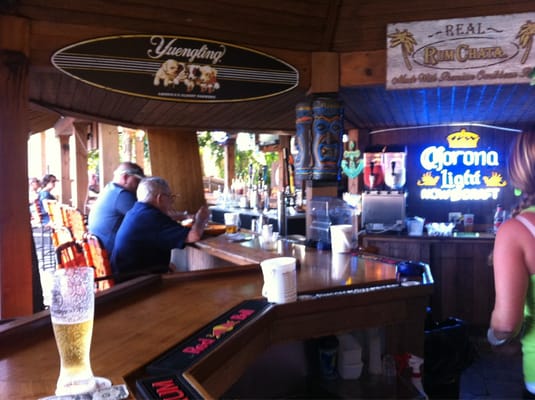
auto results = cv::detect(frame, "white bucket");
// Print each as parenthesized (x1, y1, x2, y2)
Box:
(260, 257, 297, 304)
(407, 217, 424, 236)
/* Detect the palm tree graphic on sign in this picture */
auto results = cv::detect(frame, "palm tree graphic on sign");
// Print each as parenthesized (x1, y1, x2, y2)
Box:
(516, 20, 535, 64)
(388, 28, 417, 71)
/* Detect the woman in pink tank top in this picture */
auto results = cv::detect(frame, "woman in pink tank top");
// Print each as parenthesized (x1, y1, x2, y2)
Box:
(491, 132, 535, 398)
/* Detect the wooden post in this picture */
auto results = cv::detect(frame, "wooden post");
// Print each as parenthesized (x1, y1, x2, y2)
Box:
(0, 16, 33, 317)
(37, 132, 47, 175)
(135, 131, 145, 169)
(73, 122, 89, 211)
(58, 134, 72, 205)
(97, 123, 120, 187)
(346, 128, 360, 194)
(224, 137, 236, 191)
(147, 128, 206, 213)
(310, 52, 339, 94)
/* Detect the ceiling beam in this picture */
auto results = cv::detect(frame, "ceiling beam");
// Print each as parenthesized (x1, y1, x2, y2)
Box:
(321, 0, 342, 51)
(340, 50, 386, 87)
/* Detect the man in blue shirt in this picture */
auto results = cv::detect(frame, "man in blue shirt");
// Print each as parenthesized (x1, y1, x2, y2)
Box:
(111, 176, 210, 282)
(87, 162, 145, 255)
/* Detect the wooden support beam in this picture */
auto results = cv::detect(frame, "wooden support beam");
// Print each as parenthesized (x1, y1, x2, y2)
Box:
(0, 16, 33, 317)
(309, 52, 340, 94)
(97, 123, 120, 187)
(346, 128, 360, 195)
(0, 16, 30, 56)
(59, 134, 72, 206)
(147, 128, 206, 213)
(135, 131, 145, 169)
(73, 122, 90, 211)
(224, 137, 236, 192)
(340, 50, 386, 87)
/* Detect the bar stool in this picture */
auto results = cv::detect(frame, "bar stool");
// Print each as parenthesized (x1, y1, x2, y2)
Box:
(55, 240, 86, 269)
(83, 233, 114, 291)
(64, 206, 87, 243)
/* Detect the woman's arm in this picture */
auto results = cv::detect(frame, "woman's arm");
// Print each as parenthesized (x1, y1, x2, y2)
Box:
(490, 218, 529, 341)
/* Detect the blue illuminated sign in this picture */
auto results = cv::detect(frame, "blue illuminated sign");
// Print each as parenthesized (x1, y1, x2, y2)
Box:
(416, 129, 507, 201)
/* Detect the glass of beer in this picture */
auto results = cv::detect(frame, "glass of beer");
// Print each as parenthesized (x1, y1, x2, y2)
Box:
(224, 212, 240, 234)
(463, 213, 475, 232)
(51, 267, 96, 395)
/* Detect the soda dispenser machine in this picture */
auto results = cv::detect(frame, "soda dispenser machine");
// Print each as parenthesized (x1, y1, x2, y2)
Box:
(361, 145, 407, 232)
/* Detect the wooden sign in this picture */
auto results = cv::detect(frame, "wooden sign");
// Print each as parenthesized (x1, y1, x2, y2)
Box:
(386, 12, 535, 89)
(52, 35, 299, 102)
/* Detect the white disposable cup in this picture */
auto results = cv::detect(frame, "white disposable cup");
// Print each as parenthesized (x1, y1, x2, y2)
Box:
(330, 224, 353, 253)
(260, 257, 297, 304)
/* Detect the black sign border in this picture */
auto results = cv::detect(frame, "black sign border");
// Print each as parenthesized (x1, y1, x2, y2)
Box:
(51, 34, 300, 104)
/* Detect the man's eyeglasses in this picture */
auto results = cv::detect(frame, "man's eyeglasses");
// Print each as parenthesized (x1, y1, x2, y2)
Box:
(122, 169, 145, 180)
(161, 192, 177, 200)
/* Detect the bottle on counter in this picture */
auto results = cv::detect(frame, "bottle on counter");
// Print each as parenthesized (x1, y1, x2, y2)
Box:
(263, 185, 270, 211)
(493, 204, 505, 234)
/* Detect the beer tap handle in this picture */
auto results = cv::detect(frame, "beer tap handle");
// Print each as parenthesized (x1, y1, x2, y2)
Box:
(248, 163, 254, 187)
(289, 164, 295, 195)
(369, 161, 376, 188)
(283, 147, 295, 192)
(262, 165, 268, 185)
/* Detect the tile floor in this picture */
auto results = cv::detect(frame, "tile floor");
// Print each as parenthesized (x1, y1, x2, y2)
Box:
(459, 337, 524, 399)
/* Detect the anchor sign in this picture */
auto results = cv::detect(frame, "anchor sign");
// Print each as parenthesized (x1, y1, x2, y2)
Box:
(341, 141, 364, 179)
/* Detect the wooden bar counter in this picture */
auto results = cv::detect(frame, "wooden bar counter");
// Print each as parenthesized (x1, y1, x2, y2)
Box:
(363, 232, 495, 329)
(0, 236, 433, 399)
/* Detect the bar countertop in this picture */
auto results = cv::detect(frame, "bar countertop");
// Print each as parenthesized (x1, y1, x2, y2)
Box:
(363, 231, 496, 241)
(196, 233, 433, 292)
(0, 236, 433, 399)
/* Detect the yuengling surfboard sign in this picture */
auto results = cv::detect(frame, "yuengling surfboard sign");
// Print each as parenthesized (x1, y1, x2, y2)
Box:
(51, 35, 299, 103)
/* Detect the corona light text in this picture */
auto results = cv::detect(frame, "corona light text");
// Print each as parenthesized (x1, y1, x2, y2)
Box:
(416, 130, 506, 202)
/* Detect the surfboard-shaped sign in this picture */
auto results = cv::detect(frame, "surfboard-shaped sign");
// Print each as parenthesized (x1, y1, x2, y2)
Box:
(51, 35, 299, 103)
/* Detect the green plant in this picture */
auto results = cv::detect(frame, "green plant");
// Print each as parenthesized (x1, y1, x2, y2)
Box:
(197, 131, 279, 186)
(87, 149, 99, 174)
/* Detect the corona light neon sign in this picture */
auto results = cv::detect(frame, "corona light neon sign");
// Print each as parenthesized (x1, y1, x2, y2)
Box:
(417, 129, 507, 201)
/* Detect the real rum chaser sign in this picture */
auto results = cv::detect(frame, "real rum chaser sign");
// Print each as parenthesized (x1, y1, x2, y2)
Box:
(386, 12, 535, 89)
(52, 35, 299, 103)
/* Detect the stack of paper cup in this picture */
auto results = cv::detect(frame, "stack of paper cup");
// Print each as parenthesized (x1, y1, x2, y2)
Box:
(260, 257, 297, 303)
(337, 333, 363, 380)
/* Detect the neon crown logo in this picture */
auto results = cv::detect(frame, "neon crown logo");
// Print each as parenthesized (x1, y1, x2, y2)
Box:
(446, 129, 480, 148)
